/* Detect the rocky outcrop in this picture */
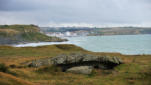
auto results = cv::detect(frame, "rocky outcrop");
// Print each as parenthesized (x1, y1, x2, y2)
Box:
(51, 53, 123, 71)
(27, 53, 123, 74)
(51, 53, 122, 64)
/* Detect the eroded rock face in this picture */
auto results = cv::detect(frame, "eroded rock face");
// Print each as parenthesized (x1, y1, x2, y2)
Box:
(66, 66, 93, 74)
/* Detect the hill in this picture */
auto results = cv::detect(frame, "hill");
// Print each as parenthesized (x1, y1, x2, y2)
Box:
(0, 44, 151, 85)
(40, 27, 151, 36)
(90, 27, 151, 36)
(0, 25, 67, 45)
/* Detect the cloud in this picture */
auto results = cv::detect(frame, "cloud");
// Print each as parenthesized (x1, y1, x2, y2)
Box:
(0, 0, 151, 27)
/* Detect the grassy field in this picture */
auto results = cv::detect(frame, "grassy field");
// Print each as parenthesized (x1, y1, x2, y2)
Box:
(0, 44, 151, 85)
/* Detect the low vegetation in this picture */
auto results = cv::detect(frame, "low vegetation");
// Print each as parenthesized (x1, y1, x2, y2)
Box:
(0, 72, 34, 85)
(0, 63, 8, 72)
(0, 44, 151, 85)
(36, 65, 62, 75)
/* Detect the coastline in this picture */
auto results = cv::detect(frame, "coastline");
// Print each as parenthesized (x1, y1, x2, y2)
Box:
(5, 34, 151, 55)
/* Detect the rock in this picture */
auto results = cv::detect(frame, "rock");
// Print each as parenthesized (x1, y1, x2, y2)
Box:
(66, 66, 93, 74)
(51, 53, 123, 65)
(26, 53, 123, 71)
(27, 59, 52, 67)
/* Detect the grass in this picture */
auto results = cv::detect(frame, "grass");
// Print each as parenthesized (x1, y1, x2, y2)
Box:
(36, 65, 62, 76)
(0, 72, 34, 85)
(0, 44, 151, 85)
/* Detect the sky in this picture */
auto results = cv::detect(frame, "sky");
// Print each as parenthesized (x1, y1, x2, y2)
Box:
(0, 0, 151, 27)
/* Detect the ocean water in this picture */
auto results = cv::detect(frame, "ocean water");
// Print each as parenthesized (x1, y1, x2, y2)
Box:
(66, 34, 151, 55)
(14, 34, 151, 55)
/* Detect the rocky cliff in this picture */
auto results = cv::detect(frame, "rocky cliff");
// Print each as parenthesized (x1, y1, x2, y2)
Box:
(0, 25, 67, 45)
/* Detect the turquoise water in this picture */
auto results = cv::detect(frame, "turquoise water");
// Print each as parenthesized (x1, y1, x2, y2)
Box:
(14, 34, 151, 55)
(67, 34, 151, 55)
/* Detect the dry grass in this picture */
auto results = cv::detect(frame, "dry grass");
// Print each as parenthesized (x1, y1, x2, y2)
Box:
(0, 72, 34, 85)
(0, 44, 86, 66)
(0, 44, 151, 85)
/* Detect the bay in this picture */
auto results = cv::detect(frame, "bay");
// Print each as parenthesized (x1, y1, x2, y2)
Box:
(14, 34, 151, 55)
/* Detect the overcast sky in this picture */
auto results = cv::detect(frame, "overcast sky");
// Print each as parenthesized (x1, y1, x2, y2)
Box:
(0, 0, 151, 27)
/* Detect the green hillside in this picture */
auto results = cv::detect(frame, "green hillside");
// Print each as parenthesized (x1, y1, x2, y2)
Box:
(0, 25, 66, 44)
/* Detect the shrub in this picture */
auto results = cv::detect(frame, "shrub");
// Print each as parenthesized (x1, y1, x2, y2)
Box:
(0, 63, 17, 76)
(9, 64, 17, 68)
(0, 63, 8, 72)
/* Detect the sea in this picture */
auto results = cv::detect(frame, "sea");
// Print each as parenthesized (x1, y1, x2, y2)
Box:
(13, 34, 151, 55)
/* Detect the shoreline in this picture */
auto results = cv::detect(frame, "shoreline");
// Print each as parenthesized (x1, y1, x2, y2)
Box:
(1, 34, 150, 55)
(1, 43, 150, 56)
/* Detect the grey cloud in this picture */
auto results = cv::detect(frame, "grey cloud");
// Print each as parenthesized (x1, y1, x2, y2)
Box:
(0, 0, 42, 11)
(0, 0, 151, 26)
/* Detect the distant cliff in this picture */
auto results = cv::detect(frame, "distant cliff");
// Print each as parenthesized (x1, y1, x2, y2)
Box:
(0, 25, 67, 45)
(89, 27, 151, 36)
(40, 27, 151, 36)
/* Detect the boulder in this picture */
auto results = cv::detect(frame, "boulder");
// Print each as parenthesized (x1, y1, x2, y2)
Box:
(27, 58, 52, 67)
(27, 53, 123, 71)
(51, 53, 123, 69)
(66, 66, 93, 74)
